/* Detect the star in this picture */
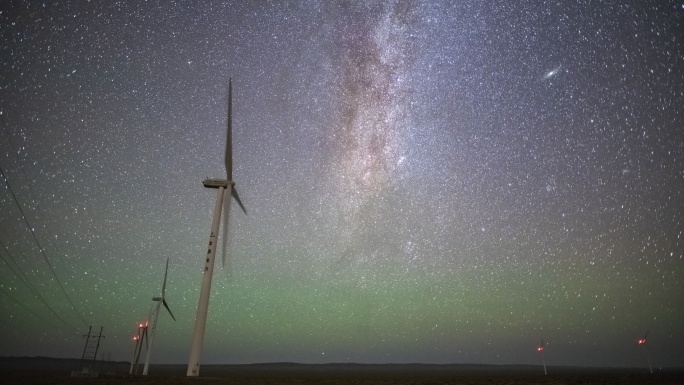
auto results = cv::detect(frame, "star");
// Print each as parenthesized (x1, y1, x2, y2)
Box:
(543, 66, 561, 80)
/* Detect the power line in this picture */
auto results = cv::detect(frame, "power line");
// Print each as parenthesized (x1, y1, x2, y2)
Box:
(0, 240, 44, 297)
(0, 239, 80, 333)
(0, 164, 89, 327)
(1, 112, 87, 331)
(0, 286, 79, 337)
(0, 113, 78, 275)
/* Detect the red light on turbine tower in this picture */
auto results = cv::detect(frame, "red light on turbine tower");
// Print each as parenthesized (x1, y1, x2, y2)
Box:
(133, 335, 139, 341)
(637, 330, 653, 374)
(537, 338, 547, 375)
(537, 338, 545, 352)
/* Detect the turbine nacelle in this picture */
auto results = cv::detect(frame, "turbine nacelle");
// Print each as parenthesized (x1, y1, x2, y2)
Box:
(202, 179, 246, 215)
(203, 179, 230, 189)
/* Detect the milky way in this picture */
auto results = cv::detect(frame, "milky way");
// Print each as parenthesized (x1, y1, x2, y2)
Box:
(1, 1, 683, 368)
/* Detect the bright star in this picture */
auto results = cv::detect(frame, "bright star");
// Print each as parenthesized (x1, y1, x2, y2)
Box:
(543, 66, 561, 80)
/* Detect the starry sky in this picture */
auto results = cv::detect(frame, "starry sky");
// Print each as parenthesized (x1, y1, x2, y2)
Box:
(1, 0, 683, 369)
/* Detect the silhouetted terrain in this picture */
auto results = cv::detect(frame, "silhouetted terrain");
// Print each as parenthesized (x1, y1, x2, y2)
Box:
(1, 357, 682, 384)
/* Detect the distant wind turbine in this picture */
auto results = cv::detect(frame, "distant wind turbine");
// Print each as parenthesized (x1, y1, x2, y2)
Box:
(142, 258, 176, 376)
(187, 78, 247, 377)
(129, 321, 148, 375)
(537, 338, 547, 375)
(637, 330, 652, 374)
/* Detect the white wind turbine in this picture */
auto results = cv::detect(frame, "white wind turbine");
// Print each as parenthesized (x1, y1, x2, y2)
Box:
(637, 330, 652, 374)
(537, 338, 547, 375)
(142, 258, 176, 376)
(187, 78, 247, 377)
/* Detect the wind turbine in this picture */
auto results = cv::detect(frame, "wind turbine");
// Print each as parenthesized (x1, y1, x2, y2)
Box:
(142, 258, 176, 376)
(637, 330, 652, 374)
(187, 78, 247, 377)
(537, 338, 547, 375)
(129, 321, 148, 375)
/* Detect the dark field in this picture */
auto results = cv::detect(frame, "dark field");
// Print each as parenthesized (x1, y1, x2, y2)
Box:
(1, 357, 682, 385)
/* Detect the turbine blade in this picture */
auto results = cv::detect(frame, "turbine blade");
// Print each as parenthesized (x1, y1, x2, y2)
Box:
(232, 186, 247, 215)
(225, 78, 233, 181)
(162, 299, 176, 321)
(221, 193, 231, 269)
(162, 258, 169, 296)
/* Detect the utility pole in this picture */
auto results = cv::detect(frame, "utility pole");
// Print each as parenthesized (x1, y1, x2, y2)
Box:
(80, 326, 92, 369)
(79, 326, 105, 374)
(90, 326, 105, 369)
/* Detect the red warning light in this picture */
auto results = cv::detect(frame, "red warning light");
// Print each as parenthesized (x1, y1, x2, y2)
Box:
(133, 336, 139, 341)
(537, 346, 544, 351)
(638, 339, 646, 345)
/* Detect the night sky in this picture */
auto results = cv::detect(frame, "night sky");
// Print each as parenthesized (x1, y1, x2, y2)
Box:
(1, 1, 683, 369)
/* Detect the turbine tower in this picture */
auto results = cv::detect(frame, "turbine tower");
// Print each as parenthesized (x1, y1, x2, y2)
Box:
(129, 321, 148, 374)
(187, 78, 247, 377)
(142, 258, 176, 376)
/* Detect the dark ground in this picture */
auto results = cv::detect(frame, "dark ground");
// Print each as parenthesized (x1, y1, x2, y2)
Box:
(1, 357, 682, 385)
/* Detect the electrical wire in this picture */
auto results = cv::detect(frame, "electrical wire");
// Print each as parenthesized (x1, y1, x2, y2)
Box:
(0, 164, 89, 327)
(0, 239, 80, 333)
(0, 113, 78, 275)
(0, 286, 79, 336)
